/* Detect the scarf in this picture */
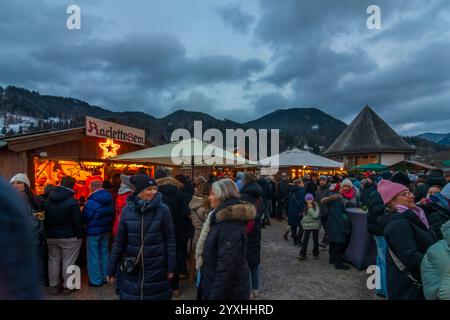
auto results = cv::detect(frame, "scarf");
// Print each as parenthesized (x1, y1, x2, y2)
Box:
(341, 188, 355, 200)
(429, 192, 450, 210)
(134, 192, 161, 213)
(195, 209, 214, 271)
(395, 204, 430, 229)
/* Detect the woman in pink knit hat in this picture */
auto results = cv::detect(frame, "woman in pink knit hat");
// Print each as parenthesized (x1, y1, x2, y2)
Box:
(378, 179, 437, 300)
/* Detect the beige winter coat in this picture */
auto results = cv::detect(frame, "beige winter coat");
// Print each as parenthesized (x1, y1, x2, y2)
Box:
(189, 196, 209, 248)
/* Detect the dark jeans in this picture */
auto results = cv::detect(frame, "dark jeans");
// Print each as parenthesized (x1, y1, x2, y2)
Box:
(270, 199, 277, 218)
(172, 236, 187, 291)
(329, 241, 348, 267)
(291, 225, 303, 244)
(320, 212, 329, 243)
(276, 199, 287, 219)
(300, 230, 319, 257)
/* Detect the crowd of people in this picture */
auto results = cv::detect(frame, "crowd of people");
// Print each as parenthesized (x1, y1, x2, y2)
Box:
(272, 169, 450, 300)
(1, 167, 449, 300)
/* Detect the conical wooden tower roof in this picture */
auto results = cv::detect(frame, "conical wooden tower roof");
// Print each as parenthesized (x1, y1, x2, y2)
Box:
(323, 106, 415, 156)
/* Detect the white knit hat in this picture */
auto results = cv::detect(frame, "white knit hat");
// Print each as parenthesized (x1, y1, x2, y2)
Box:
(10, 173, 31, 187)
(341, 178, 353, 188)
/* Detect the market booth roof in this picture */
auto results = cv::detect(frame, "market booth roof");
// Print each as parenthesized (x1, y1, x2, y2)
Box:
(389, 160, 437, 171)
(111, 138, 258, 167)
(351, 163, 388, 172)
(259, 148, 343, 168)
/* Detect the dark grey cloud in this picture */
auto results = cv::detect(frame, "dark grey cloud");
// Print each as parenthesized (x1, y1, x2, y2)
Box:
(170, 90, 218, 112)
(0, 0, 449, 135)
(216, 4, 254, 34)
(0, 0, 265, 117)
(254, 93, 289, 115)
(253, 0, 450, 134)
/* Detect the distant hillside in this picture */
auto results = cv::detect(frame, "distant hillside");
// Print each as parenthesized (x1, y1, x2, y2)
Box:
(245, 108, 347, 153)
(404, 136, 450, 160)
(1, 85, 449, 160)
(418, 132, 450, 146)
(0, 86, 349, 152)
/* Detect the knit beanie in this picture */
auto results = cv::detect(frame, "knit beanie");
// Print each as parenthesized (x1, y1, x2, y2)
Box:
(390, 172, 411, 187)
(10, 173, 30, 187)
(381, 171, 393, 180)
(341, 179, 353, 188)
(154, 168, 168, 180)
(130, 174, 157, 195)
(377, 179, 409, 205)
(305, 193, 314, 201)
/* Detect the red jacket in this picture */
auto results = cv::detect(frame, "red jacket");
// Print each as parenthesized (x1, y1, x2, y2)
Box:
(113, 191, 132, 237)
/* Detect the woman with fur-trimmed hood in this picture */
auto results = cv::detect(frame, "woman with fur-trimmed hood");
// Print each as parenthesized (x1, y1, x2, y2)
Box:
(195, 179, 255, 300)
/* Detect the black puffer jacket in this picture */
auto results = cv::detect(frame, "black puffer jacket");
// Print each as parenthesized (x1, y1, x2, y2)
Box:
(240, 182, 263, 268)
(321, 193, 351, 243)
(107, 192, 176, 300)
(277, 180, 289, 200)
(201, 199, 256, 300)
(380, 209, 437, 300)
(419, 202, 450, 240)
(360, 184, 376, 207)
(305, 180, 317, 197)
(366, 189, 385, 236)
(156, 177, 191, 237)
(43, 186, 83, 239)
(257, 178, 270, 201)
(316, 184, 330, 219)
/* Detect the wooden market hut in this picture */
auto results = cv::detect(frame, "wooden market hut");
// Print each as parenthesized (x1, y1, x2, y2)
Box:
(0, 126, 152, 192)
(389, 160, 438, 172)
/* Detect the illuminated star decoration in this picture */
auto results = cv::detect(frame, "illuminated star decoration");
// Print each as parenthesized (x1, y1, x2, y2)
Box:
(67, 165, 82, 178)
(100, 139, 121, 159)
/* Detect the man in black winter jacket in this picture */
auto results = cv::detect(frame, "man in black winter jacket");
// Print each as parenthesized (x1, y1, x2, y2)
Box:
(42, 177, 83, 295)
(155, 169, 191, 297)
(257, 175, 271, 227)
(276, 173, 289, 220)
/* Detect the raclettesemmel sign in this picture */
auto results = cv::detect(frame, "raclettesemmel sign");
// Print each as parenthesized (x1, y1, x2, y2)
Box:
(85, 116, 145, 146)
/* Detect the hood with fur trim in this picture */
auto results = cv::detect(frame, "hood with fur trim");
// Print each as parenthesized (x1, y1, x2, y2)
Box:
(156, 176, 183, 189)
(214, 202, 256, 223)
(189, 195, 206, 210)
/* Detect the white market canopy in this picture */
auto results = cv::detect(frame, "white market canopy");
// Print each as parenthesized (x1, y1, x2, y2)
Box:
(111, 138, 258, 167)
(259, 148, 343, 169)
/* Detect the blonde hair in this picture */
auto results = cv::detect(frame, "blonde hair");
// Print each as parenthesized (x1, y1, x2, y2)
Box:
(211, 178, 240, 202)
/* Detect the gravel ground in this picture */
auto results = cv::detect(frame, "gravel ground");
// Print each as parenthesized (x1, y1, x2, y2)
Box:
(44, 219, 379, 300)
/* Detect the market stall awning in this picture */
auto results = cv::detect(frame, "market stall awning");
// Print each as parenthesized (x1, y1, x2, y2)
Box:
(351, 163, 388, 172)
(389, 160, 437, 171)
(259, 148, 343, 168)
(111, 138, 258, 167)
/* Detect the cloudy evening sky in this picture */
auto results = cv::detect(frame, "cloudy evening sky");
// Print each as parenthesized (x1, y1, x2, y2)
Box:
(1, 0, 449, 135)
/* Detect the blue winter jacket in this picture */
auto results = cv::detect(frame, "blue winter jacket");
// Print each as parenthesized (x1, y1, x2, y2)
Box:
(83, 189, 115, 236)
(107, 192, 176, 300)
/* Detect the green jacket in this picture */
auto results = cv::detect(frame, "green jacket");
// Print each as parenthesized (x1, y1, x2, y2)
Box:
(421, 220, 450, 300)
(301, 205, 321, 230)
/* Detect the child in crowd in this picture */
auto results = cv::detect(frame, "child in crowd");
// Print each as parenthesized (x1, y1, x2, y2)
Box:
(298, 193, 321, 260)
